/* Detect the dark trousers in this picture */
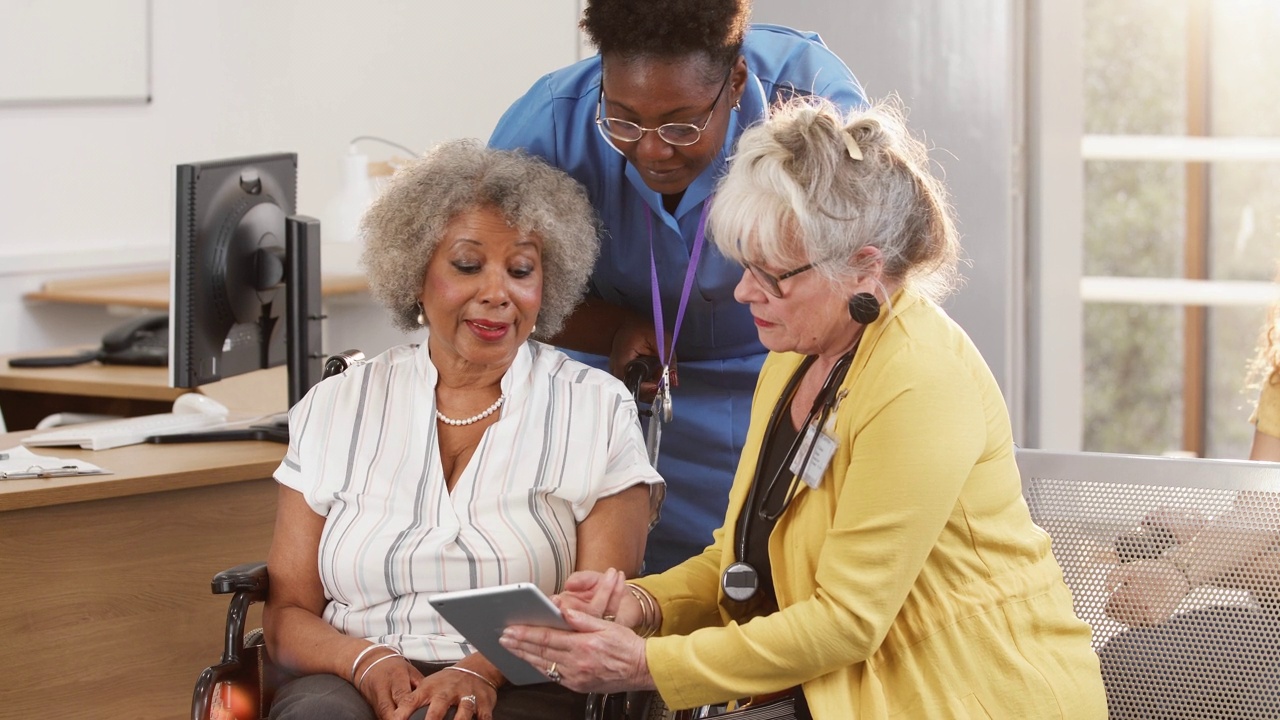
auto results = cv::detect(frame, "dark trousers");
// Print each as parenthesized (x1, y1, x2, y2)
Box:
(270, 661, 586, 720)
(1099, 602, 1280, 719)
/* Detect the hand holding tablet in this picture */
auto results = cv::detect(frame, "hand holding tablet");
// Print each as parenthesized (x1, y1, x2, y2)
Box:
(428, 582, 572, 685)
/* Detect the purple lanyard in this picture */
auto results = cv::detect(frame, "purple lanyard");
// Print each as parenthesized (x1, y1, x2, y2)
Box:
(647, 199, 710, 390)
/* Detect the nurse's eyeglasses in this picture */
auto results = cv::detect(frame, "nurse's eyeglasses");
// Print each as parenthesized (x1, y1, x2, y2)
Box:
(595, 70, 732, 147)
(744, 262, 815, 298)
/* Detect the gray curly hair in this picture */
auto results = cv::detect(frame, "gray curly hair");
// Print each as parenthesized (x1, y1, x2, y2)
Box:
(359, 139, 600, 338)
(709, 96, 960, 303)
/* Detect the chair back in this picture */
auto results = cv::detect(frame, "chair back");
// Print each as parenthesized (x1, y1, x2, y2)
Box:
(1017, 448, 1280, 719)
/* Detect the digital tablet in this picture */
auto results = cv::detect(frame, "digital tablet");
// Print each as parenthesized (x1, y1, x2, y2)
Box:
(428, 582, 572, 686)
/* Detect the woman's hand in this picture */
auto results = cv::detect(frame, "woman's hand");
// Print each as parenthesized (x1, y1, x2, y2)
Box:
(1140, 506, 1207, 545)
(395, 665, 498, 720)
(353, 653, 425, 720)
(609, 316, 673, 403)
(554, 569, 638, 627)
(500, 608, 655, 694)
(1105, 556, 1193, 627)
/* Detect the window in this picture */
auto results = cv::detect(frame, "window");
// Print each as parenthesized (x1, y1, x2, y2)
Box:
(1082, 0, 1280, 457)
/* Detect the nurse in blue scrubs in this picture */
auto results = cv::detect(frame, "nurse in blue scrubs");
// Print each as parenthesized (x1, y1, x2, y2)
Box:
(490, 0, 865, 572)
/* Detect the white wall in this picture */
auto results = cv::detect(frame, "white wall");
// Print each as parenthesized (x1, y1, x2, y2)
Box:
(0, 1, 579, 356)
(0, 2, 1076, 448)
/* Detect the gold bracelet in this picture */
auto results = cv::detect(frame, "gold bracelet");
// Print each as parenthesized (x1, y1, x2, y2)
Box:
(442, 664, 500, 690)
(626, 583, 660, 638)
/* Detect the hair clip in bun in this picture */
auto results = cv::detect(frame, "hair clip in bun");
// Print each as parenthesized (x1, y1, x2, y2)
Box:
(841, 131, 863, 161)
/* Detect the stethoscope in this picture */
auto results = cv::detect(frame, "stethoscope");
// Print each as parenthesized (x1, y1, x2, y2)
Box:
(721, 347, 857, 603)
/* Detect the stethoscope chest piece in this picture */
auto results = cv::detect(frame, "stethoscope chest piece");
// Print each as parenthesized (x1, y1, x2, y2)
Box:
(722, 561, 760, 602)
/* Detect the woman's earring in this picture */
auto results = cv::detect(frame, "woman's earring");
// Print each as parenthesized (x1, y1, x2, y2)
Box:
(847, 292, 881, 325)
(733, 99, 741, 111)
(416, 302, 426, 326)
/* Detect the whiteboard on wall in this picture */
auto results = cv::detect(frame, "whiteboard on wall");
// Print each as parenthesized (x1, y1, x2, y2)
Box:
(0, 0, 150, 106)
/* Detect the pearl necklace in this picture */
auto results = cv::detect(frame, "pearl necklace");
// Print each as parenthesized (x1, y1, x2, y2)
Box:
(435, 394, 506, 426)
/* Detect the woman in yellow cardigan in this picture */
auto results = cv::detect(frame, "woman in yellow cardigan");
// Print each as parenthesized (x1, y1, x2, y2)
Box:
(500, 98, 1107, 719)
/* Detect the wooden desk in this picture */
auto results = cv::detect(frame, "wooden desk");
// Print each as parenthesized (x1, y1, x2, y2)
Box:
(0, 352, 183, 429)
(0, 351, 288, 430)
(0, 431, 284, 719)
(23, 269, 369, 310)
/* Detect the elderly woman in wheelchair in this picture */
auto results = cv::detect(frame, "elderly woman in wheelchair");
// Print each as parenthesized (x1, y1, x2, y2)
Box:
(498, 99, 1109, 719)
(255, 140, 663, 720)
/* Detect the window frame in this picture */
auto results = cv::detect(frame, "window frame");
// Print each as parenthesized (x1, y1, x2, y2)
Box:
(1029, 0, 1280, 455)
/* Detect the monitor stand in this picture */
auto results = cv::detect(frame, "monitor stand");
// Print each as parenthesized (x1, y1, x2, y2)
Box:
(151, 215, 322, 447)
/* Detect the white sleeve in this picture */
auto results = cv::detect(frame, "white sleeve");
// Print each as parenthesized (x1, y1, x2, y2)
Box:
(577, 383, 665, 525)
(273, 379, 337, 517)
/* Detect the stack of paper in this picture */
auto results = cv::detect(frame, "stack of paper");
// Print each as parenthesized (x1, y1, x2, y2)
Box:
(0, 445, 110, 480)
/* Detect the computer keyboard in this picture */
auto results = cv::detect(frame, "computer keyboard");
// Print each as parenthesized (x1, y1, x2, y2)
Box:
(24, 411, 230, 451)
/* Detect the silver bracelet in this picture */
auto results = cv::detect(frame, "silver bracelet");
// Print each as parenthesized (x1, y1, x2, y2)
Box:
(350, 642, 393, 684)
(356, 652, 406, 692)
(442, 664, 500, 690)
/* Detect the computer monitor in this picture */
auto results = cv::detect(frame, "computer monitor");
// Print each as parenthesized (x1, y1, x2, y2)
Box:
(164, 152, 324, 443)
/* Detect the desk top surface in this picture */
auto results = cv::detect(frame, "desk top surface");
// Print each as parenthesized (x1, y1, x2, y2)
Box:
(0, 350, 289, 413)
(24, 269, 368, 310)
(0, 429, 284, 512)
(0, 359, 290, 512)
(0, 349, 185, 400)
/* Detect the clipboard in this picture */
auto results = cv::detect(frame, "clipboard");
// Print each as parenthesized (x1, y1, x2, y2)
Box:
(0, 445, 110, 480)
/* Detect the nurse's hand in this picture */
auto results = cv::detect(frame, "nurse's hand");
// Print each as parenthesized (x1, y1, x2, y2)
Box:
(610, 317, 675, 402)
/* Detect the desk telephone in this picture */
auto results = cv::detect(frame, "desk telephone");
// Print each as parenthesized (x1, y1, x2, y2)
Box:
(8, 314, 169, 368)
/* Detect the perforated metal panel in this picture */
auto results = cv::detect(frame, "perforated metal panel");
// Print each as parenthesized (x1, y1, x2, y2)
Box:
(1018, 450, 1280, 719)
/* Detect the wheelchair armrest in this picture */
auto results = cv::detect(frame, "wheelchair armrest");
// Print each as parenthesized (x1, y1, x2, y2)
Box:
(212, 560, 269, 599)
(213, 562, 270, 667)
(586, 690, 667, 720)
(194, 563, 272, 720)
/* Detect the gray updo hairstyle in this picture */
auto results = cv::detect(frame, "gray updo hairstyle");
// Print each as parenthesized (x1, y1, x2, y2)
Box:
(709, 96, 960, 303)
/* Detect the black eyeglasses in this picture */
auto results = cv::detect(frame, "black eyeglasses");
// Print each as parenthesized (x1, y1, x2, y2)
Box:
(744, 262, 815, 298)
(595, 70, 732, 147)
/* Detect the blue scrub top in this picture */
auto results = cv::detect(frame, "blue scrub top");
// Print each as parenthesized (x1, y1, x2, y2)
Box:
(490, 24, 866, 572)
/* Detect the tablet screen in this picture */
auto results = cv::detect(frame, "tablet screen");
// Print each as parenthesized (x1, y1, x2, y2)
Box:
(428, 582, 571, 686)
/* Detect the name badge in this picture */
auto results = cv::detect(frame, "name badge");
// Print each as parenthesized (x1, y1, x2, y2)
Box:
(657, 366, 674, 423)
(645, 399, 663, 468)
(789, 425, 837, 489)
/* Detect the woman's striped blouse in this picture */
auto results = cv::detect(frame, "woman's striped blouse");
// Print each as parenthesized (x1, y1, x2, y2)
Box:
(275, 336, 663, 662)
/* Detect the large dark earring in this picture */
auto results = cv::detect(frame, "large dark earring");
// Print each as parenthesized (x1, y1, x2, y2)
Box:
(847, 292, 881, 325)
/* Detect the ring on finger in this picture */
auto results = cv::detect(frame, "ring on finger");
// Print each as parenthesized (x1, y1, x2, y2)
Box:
(460, 694, 477, 705)
(546, 661, 562, 683)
